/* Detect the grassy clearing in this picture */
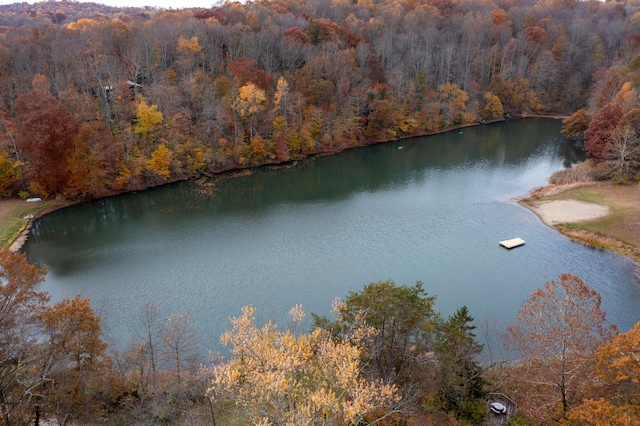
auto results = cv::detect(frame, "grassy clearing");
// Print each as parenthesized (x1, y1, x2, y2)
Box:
(531, 182, 640, 261)
(546, 186, 608, 204)
(0, 200, 61, 248)
(563, 206, 627, 236)
(548, 187, 624, 234)
(550, 187, 631, 238)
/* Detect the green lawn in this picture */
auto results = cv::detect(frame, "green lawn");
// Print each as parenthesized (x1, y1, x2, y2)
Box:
(0, 200, 58, 248)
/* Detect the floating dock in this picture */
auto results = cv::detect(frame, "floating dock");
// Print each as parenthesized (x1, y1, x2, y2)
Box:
(499, 238, 525, 249)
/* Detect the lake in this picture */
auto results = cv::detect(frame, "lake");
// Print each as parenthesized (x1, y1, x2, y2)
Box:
(23, 118, 640, 353)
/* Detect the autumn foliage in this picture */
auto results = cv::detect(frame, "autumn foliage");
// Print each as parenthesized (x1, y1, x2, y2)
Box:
(208, 305, 401, 425)
(0, 0, 636, 198)
(0, 250, 116, 425)
(15, 90, 77, 196)
(1, 248, 640, 424)
(584, 102, 624, 160)
(1, 0, 640, 422)
(596, 321, 640, 388)
(503, 274, 618, 422)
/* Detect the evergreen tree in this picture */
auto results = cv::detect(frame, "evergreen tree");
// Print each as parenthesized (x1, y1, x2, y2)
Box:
(313, 280, 438, 406)
(435, 306, 486, 423)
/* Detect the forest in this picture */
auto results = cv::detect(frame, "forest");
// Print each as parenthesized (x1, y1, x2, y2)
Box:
(0, 0, 640, 198)
(1, 0, 640, 424)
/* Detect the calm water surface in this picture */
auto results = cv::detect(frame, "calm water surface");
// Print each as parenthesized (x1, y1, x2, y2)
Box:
(23, 119, 640, 351)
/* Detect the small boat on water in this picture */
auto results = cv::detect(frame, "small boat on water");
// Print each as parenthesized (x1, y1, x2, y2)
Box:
(397, 146, 403, 150)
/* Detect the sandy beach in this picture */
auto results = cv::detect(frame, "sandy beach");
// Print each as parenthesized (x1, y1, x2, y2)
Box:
(523, 199, 610, 226)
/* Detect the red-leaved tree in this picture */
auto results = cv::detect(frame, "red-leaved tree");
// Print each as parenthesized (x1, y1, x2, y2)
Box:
(15, 91, 77, 197)
(584, 102, 624, 160)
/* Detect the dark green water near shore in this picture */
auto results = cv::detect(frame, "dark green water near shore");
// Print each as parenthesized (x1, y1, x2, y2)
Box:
(23, 119, 640, 351)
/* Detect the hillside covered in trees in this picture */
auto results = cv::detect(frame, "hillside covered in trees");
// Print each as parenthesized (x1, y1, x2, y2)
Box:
(2, 0, 640, 424)
(0, 0, 639, 199)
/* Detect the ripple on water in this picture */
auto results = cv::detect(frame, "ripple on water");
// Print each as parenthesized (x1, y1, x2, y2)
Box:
(25, 119, 640, 351)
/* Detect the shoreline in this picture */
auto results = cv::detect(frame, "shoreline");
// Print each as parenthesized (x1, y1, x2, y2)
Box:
(7, 200, 78, 253)
(2, 116, 569, 252)
(519, 183, 640, 265)
(519, 198, 610, 227)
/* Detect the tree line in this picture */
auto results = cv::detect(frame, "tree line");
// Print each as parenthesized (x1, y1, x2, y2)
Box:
(562, 47, 640, 183)
(0, 0, 638, 199)
(1, 249, 638, 425)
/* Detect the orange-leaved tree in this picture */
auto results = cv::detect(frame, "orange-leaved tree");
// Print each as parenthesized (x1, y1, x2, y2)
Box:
(0, 250, 118, 425)
(67, 121, 118, 199)
(584, 102, 624, 160)
(561, 108, 591, 140)
(564, 321, 640, 425)
(564, 398, 640, 426)
(39, 295, 114, 424)
(596, 320, 640, 388)
(0, 249, 49, 426)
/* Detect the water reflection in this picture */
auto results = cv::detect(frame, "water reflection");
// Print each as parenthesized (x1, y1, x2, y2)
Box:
(23, 119, 637, 352)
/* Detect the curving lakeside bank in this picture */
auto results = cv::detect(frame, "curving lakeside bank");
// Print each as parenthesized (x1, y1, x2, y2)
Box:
(520, 182, 640, 265)
(1, 199, 74, 252)
(0, 116, 525, 252)
(20, 117, 640, 349)
(2, 116, 571, 253)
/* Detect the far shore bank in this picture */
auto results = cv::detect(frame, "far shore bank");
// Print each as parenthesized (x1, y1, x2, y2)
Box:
(1, 115, 569, 252)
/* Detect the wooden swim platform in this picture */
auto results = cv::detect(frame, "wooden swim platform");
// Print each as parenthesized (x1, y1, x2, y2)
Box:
(499, 238, 525, 249)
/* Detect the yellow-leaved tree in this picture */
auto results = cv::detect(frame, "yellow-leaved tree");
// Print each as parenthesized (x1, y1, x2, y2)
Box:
(176, 36, 202, 62)
(481, 91, 504, 121)
(146, 143, 173, 180)
(234, 82, 267, 141)
(207, 305, 401, 425)
(134, 94, 164, 145)
(438, 82, 469, 126)
(273, 76, 289, 117)
(0, 151, 21, 197)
